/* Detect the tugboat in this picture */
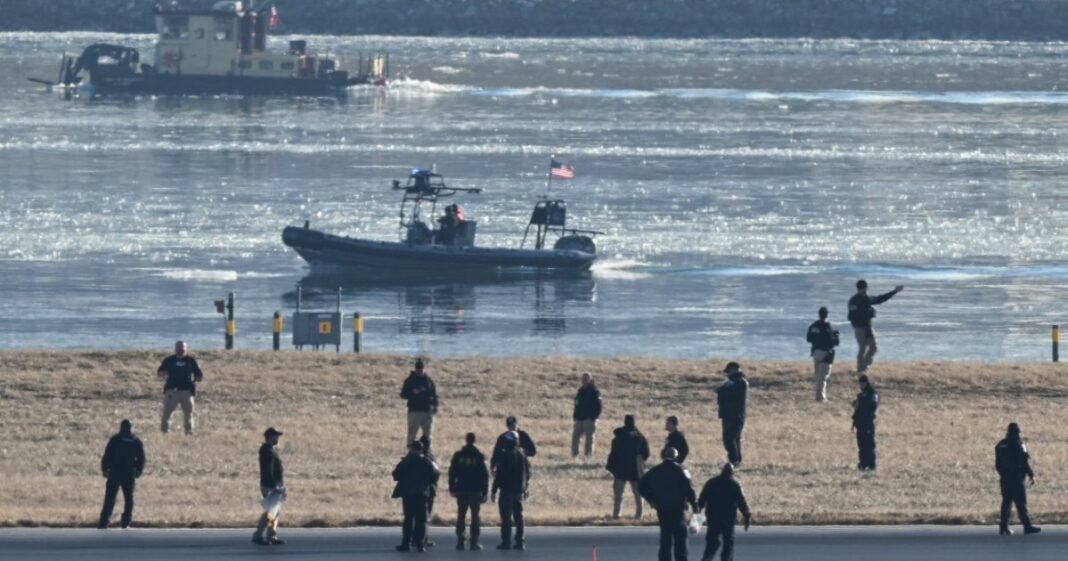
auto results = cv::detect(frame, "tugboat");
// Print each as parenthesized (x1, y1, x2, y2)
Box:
(32, 1, 387, 96)
(282, 169, 600, 277)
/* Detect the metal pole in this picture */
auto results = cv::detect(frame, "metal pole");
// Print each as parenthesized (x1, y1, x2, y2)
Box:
(273, 311, 282, 351)
(353, 313, 363, 354)
(225, 292, 235, 350)
(1053, 325, 1060, 363)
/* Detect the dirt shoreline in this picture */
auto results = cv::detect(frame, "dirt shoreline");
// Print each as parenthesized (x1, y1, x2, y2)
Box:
(1, 350, 1063, 527)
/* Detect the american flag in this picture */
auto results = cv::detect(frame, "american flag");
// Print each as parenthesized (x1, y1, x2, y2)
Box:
(550, 159, 575, 179)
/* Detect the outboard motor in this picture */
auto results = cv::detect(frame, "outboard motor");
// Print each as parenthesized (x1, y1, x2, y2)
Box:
(554, 235, 596, 255)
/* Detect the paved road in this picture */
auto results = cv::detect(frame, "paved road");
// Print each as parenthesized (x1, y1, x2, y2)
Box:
(0, 526, 1062, 561)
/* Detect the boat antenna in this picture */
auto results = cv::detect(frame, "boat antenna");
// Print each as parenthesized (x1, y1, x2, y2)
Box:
(546, 154, 554, 198)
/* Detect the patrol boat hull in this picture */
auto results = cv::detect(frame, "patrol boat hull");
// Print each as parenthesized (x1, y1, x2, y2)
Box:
(283, 225, 596, 275)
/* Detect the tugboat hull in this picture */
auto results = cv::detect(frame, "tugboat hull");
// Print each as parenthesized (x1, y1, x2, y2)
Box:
(283, 226, 596, 276)
(89, 72, 369, 96)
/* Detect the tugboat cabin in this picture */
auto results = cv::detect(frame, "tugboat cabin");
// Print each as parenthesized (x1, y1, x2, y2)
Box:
(154, 1, 376, 82)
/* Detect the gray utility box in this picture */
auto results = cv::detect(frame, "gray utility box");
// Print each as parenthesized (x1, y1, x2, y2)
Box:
(292, 311, 341, 350)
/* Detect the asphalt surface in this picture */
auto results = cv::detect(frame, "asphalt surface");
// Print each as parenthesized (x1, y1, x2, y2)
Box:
(0, 526, 1062, 561)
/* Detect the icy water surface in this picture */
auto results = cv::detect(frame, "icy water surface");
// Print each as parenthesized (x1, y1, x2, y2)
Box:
(3, 33, 1068, 360)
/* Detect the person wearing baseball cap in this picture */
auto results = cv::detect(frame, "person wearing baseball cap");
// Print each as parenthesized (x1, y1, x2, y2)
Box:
(847, 280, 904, 373)
(253, 427, 285, 545)
(715, 362, 749, 466)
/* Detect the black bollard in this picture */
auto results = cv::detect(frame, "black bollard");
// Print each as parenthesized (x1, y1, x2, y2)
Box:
(225, 292, 235, 350)
(273, 311, 282, 351)
(1054, 325, 1060, 363)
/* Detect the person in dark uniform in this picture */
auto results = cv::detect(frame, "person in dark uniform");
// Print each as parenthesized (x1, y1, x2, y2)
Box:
(847, 280, 903, 373)
(436, 205, 461, 245)
(606, 414, 651, 519)
(449, 432, 490, 550)
(572, 372, 603, 458)
(157, 340, 204, 434)
(996, 423, 1041, 536)
(639, 447, 697, 561)
(392, 440, 440, 552)
(806, 306, 840, 402)
(253, 427, 286, 545)
(697, 463, 751, 561)
(664, 416, 690, 465)
(715, 362, 748, 466)
(98, 419, 145, 529)
(851, 375, 879, 471)
(418, 435, 439, 549)
(492, 432, 531, 551)
(492, 416, 537, 473)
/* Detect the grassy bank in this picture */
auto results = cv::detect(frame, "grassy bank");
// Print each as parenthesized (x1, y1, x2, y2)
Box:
(1, 351, 1065, 527)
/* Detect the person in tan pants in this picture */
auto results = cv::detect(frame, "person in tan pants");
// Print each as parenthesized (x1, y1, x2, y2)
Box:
(571, 373, 602, 458)
(806, 307, 840, 401)
(157, 341, 204, 435)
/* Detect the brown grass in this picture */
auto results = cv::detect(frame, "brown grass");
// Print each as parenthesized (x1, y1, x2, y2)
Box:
(0, 350, 1065, 527)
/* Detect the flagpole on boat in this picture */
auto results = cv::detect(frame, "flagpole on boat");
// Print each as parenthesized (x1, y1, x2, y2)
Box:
(547, 154, 554, 197)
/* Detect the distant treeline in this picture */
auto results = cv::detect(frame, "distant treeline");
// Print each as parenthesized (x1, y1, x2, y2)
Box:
(4, 0, 1068, 40)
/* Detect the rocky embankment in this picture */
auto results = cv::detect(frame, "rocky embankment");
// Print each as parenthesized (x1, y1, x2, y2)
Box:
(3, 0, 1067, 40)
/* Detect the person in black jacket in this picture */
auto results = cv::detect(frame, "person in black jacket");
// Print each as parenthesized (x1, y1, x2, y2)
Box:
(851, 375, 879, 471)
(664, 416, 689, 465)
(995, 423, 1041, 536)
(606, 414, 651, 519)
(492, 416, 537, 473)
(98, 419, 145, 530)
(847, 280, 903, 373)
(715, 362, 748, 466)
(806, 306, 840, 402)
(697, 463, 751, 561)
(571, 372, 603, 458)
(392, 440, 440, 552)
(449, 432, 490, 550)
(400, 359, 438, 451)
(157, 340, 204, 435)
(253, 427, 286, 545)
(492, 432, 531, 550)
(638, 447, 697, 561)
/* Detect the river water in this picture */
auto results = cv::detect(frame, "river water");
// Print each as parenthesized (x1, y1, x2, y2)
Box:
(3, 33, 1068, 361)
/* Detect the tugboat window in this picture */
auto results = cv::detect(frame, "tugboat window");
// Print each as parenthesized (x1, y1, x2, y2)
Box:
(279, 61, 295, 71)
(238, 60, 253, 69)
(162, 16, 190, 40)
(259, 61, 274, 70)
(214, 17, 234, 41)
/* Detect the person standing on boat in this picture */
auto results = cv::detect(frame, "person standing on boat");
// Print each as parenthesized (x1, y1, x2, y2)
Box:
(807, 306, 840, 402)
(157, 340, 204, 435)
(436, 204, 464, 245)
(571, 372, 603, 459)
(401, 359, 438, 452)
(847, 280, 903, 373)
